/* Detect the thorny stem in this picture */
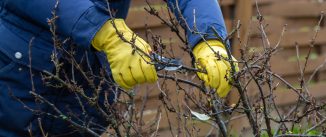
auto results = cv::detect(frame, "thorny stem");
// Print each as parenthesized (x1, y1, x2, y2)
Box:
(211, 26, 260, 136)
(29, 91, 101, 137)
(239, 50, 260, 136)
(211, 94, 228, 137)
(244, 53, 272, 137)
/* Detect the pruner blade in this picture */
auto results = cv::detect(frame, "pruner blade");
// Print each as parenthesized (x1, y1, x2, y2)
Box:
(151, 53, 182, 71)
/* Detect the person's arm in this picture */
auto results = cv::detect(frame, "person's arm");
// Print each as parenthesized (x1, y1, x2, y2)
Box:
(1, 0, 110, 48)
(166, 0, 228, 48)
(166, 0, 237, 97)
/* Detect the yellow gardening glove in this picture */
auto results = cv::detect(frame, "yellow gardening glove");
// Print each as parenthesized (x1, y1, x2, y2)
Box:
(193, 40, 238, 97)
(92, 19, 158, 90)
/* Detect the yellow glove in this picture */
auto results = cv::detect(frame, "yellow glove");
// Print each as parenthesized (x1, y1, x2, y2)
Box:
(193, 40, 238, 97)
(92, 19, 158, 90)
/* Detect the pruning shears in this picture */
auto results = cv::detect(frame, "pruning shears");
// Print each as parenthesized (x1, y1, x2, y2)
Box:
(151, 53, 183, 71)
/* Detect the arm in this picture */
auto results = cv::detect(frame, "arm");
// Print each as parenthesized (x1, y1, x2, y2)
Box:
(166, 0, 237, 97)
(166, 0, 228, 48)
(2, 0, 156, 90)
(2, 0, 110, 48)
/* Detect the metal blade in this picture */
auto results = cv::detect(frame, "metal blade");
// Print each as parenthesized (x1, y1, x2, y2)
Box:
(152, 53, 182, 71)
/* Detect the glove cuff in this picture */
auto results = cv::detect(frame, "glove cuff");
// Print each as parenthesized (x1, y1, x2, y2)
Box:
(193, 40, 227, 59)
(194, 40, 226, 51)
(91, 19, 128, 51)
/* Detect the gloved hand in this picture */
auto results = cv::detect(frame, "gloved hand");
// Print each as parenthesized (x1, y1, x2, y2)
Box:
(92, 19, 158, 90)
(193, 40, 238, 97)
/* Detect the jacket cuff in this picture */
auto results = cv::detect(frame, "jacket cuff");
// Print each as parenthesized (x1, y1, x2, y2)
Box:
(71, 6, 110, 49)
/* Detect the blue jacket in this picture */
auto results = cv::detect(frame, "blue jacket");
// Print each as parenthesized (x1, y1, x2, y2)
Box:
(0, 0, 227, 136)
(0, 0, 227, 72)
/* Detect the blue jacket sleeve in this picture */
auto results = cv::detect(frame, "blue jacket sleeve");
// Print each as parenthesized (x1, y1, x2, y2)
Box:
(166, 0, 228, 48)
(2, 0, 111, 49)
